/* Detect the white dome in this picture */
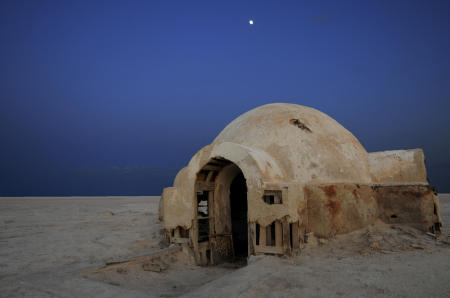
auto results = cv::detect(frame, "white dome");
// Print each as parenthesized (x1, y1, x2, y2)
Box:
(213, 103, 371, 184)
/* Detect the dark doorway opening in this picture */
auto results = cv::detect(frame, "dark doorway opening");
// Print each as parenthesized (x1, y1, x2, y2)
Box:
(229, 172, 248, 258)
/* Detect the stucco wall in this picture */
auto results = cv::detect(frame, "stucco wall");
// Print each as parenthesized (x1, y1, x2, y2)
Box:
(368, 149, 428, 184)
(161, 186, 194, 230)
(374, 184, 441, 232)
(304, 183, 442, 238)
(305, 184, 378, 238)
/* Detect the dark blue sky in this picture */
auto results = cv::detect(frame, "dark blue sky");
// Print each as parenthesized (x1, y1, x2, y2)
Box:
(1, 0, 449, 196)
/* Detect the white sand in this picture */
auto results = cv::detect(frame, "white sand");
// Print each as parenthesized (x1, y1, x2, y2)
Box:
(1, 195, 449, 297)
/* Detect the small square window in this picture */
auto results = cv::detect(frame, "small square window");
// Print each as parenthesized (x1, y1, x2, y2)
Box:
(263, 190, 282, 204)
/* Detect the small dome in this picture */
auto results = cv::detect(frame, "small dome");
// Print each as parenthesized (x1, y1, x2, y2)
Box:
(213, 103, 371, 183)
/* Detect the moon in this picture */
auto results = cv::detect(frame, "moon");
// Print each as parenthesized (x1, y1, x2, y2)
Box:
(249, 20, 254, 25)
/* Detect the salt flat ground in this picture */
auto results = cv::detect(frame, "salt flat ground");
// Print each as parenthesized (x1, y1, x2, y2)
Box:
(0, 195, 449, 297)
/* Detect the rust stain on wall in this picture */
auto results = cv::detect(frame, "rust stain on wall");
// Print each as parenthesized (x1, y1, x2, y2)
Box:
(325, 199, 340, 217)
(303, 186, 314, 198)
(319, 185, 336, 198)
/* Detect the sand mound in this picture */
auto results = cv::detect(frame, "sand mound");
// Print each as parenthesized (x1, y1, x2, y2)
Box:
(81, 220, 450, 297)
(303, 220, 449, 259)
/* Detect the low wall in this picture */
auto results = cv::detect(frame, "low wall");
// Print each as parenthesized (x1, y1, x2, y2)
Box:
(304, 184, 378, 238)
(368, 149, 428, 184)
(304, 183, 442, 238)
(374, 184, 441, 232)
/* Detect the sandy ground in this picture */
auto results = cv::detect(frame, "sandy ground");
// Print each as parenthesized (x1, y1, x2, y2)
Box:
(1, 195, 449, 297)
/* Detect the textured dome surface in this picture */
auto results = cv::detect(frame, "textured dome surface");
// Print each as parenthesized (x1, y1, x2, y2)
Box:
(213, 103, 372, 184)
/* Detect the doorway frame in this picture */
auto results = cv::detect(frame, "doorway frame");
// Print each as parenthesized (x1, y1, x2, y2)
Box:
(192, 159, 248, 265)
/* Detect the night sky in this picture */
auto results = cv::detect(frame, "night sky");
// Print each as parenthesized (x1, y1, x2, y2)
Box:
(1, 0, 449, 196)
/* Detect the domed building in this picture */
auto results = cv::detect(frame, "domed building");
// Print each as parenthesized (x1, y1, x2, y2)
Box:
(159, 103, 442, 265)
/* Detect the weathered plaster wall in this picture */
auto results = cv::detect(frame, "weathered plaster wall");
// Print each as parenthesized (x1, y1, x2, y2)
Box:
(305, 184, 378, 238)
(304, 183, 442, 238)
(368, 149, 428, 184)
(374, 184, 441, 231)
(161, 186, 193, 230)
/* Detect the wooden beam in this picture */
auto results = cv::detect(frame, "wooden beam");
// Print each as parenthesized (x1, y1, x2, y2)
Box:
(274, 192, 282, 204)
(255, 245, 284, 255)
(275, 221, 282, 247)
(292, 221, 300, 250)
(202, 165, 222, 172)
(259, 225, 266, 246)
(191, 219, 199, 264)
(266, 224, 272, 246)
(195, 181, 215, 192)
(206, 171, 215, 182)
(282, 219, 291, 255)
(208, 191, 215, 265)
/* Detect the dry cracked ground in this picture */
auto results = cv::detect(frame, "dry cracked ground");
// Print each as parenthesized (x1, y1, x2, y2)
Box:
(1, 195, 449, 298)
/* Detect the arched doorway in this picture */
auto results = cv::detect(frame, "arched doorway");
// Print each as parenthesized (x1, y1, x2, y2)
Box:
(193, 158, 248, 265)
